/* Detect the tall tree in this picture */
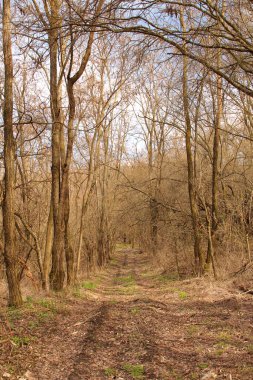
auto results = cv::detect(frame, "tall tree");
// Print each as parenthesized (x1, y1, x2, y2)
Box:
(180, 9, 204, 274)
(2, 0, 23, 306)
(49, 0, 105, 289)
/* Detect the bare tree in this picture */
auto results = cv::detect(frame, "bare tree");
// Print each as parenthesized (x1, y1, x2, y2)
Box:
(2, 0, 23, 306)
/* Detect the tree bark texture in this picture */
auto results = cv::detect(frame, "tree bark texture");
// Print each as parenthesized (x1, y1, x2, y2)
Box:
(2, 0, 23, 306)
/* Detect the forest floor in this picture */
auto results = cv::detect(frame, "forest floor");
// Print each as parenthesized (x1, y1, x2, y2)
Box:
(0, 249, 253, 380)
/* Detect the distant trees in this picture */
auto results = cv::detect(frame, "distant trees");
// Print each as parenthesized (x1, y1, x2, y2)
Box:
(101, 0, 253, 273)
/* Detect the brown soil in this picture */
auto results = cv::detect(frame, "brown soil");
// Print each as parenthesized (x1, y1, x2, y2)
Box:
(0, 249, 253, 380)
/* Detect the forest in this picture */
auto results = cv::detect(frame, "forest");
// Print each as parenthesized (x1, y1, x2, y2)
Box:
(0, 1, 253, 379)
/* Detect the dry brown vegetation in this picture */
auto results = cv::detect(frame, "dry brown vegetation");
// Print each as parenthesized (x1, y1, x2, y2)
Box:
(0, 250, 253, 379)
(1, 0, 253, 378)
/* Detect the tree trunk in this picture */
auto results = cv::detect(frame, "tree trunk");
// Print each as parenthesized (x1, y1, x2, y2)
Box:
(49, 0, 65, 291)
(64, 171, 74, 286)
(180, 9, 204, 275)
(76, 178, 94, 279)
(2, 0, 23, 307)
(150, 197, 158, 255)
(97, 132, 109, 267)
(206, 72, 222, 268)
(43, 200, 53, 291)
(49, 0, 104, 289)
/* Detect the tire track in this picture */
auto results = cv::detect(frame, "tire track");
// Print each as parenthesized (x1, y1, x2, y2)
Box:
(68, 302, 110, 380)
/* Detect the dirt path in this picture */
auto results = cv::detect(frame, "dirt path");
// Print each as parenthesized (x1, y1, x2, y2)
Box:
(1, 249, 253, 380)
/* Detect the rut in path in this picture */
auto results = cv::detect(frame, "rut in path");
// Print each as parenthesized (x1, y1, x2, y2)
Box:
(8, 249, 253, 380)
(68, 251, 159, 379)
